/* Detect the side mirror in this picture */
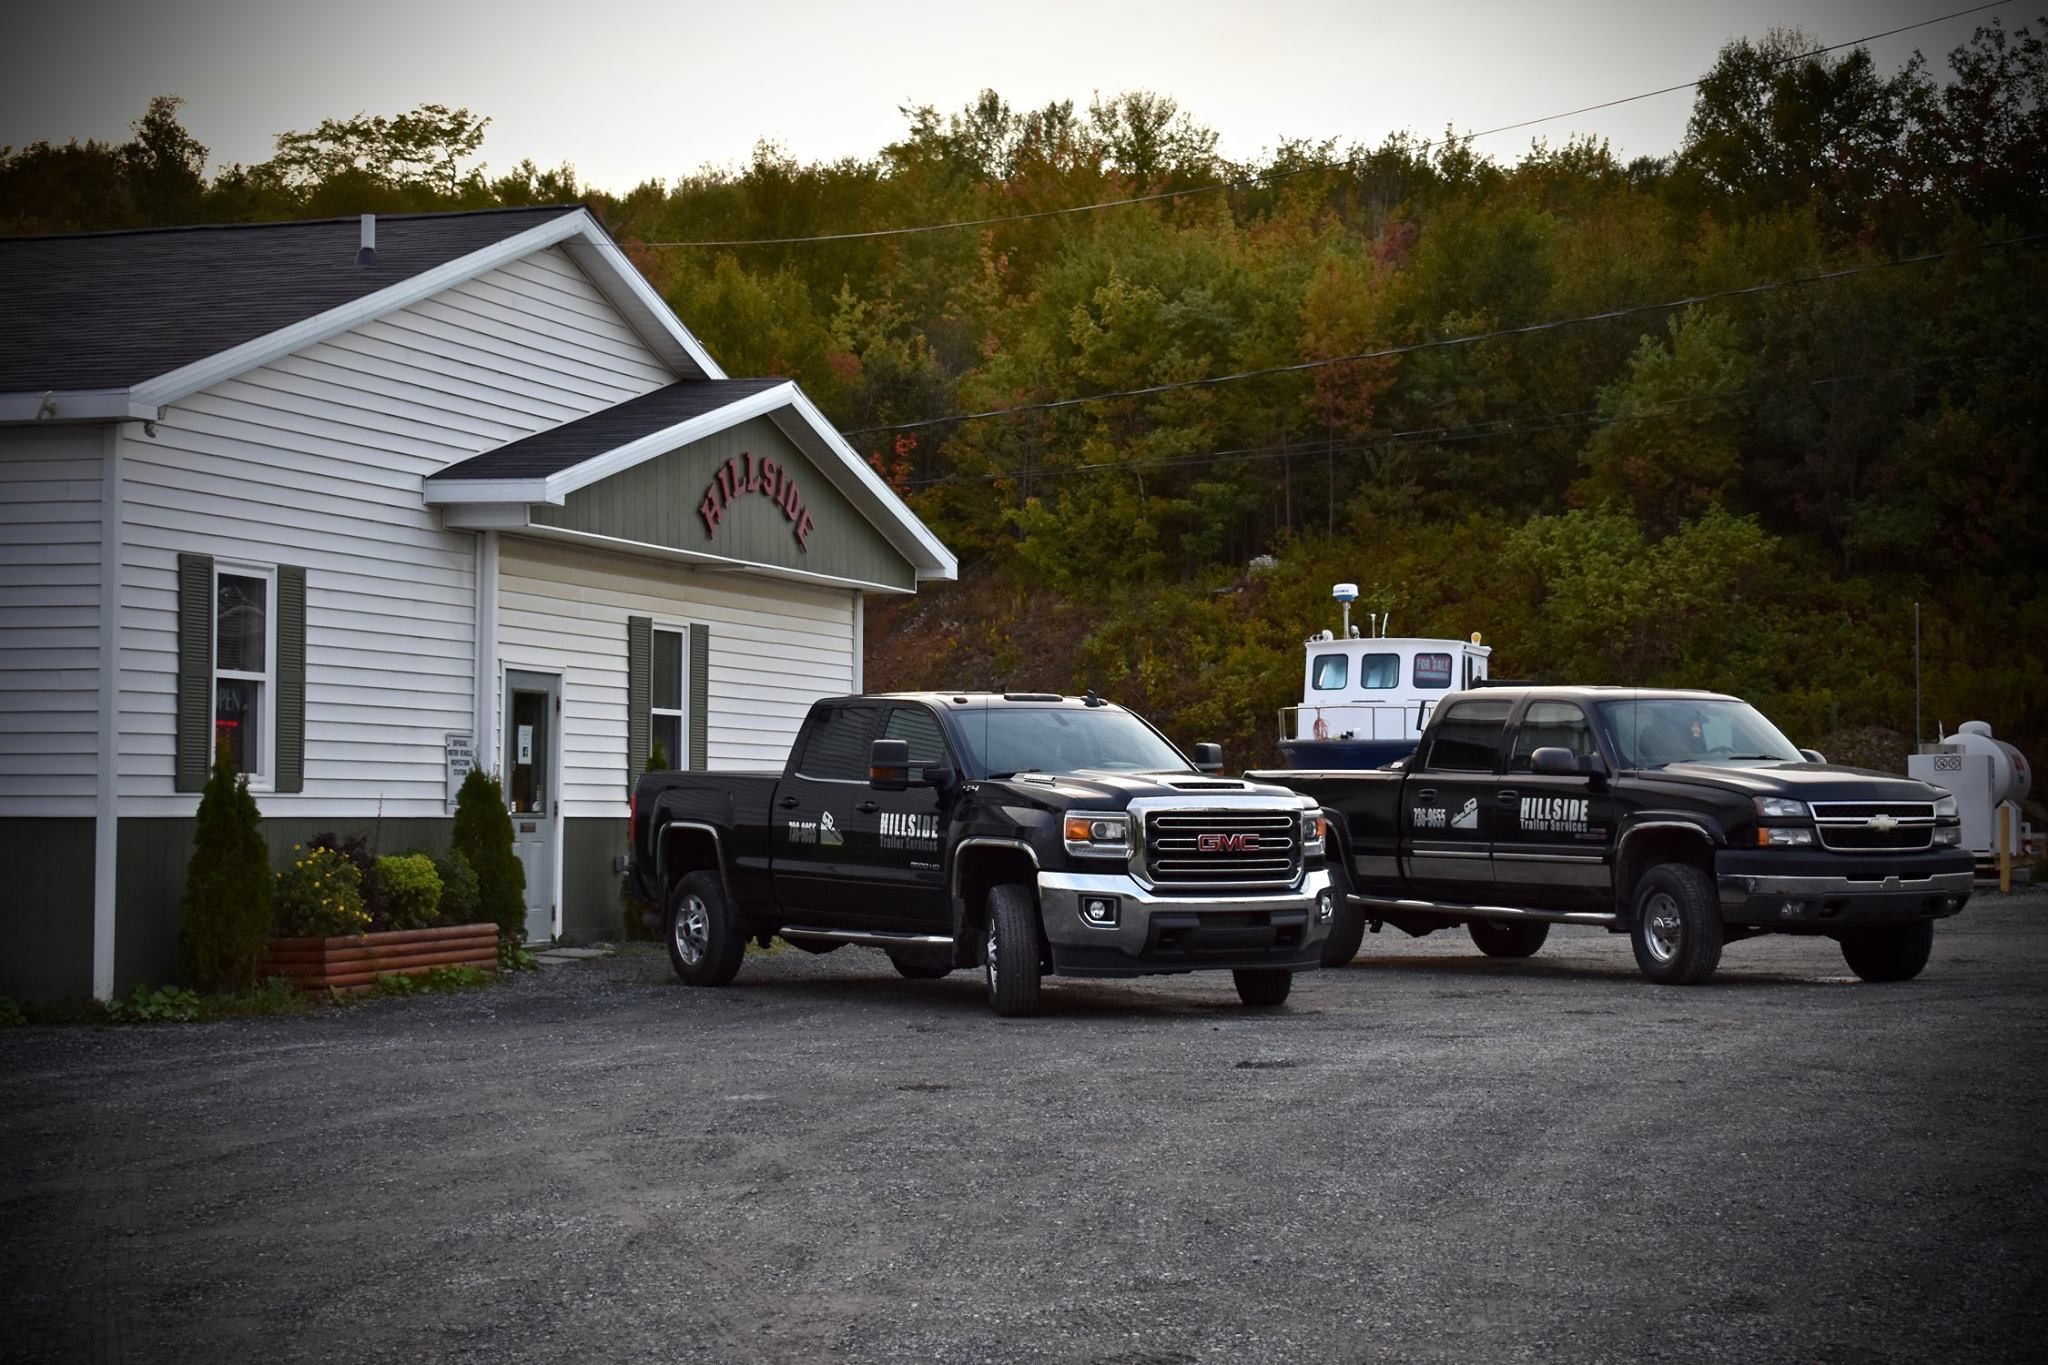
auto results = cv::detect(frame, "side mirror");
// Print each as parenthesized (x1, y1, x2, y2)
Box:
(1192, 742, 1224, 774)
(869, 738, 910, 791)
(1529, 746, 1580, 777)
(1799, 748, 1826, 765)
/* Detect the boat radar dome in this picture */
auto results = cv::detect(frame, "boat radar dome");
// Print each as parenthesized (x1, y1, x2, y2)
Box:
(1331, 583, 1359, 638)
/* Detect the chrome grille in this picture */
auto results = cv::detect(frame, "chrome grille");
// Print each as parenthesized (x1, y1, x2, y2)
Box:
(1146, 810, 1299, 886)
(1812, 802, 1935, 852)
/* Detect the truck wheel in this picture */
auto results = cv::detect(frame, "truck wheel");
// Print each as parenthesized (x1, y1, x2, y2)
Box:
(1319, 865, 1366, 967)
(1839, 920, 1934, 982)
(1469, 919, 1549, 959)
(1629, 864, 1723, 985)
(983, 884, 1042, 1017)
(888, 950, 953, 980)
(666, 870, 745, 987)
(1233, 969, 1293, 1008)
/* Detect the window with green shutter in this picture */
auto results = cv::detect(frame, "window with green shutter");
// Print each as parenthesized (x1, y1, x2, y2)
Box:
(176, 555, 305, 793)
(627, 617, 707, 781)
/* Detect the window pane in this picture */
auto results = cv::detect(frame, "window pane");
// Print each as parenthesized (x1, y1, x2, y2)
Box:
(215, 678, 261, 774)
(1426, 699, 1510, 772)
(882, 706, 948, 773)
(1359, 653, 1399, 689)
(1509, 702, 1595, 771)
(1413, 653, 1452, 689)
(1311, 654, 1347, 690)
(794, 705, 880, 781)
(652, 714, 682, 770)
(653, 630, 682, 711)
(217, 574, 267, 673)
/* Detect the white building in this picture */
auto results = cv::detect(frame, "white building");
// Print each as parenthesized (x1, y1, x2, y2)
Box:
(0, 206, 955, 1000)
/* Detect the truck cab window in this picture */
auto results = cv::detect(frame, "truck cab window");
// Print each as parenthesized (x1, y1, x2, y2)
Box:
(793, 705, 882, 781)
(1311, 654, 1347, 690)
(882, 706, 951, 780)
(1508, 701, 1597, 771)
(1424, 699, 1511, 772)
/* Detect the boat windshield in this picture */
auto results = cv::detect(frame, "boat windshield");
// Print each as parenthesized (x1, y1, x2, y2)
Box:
(1599, 698, 1803, 769)
(958, 707, 1192, 777)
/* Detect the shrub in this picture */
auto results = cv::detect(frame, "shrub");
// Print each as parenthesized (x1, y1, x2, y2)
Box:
(310, 831, 386, 928)
(377, 853, 443, 930)
(274, 844, 369, 937)
(453, 768, 526, 940)
(0, 997, 25, 1027)
(178, 743, 273, 992)
(106, 984, 203, 1023)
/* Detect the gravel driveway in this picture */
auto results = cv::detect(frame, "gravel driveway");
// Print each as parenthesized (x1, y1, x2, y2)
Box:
(4, 889, 2045, 1364)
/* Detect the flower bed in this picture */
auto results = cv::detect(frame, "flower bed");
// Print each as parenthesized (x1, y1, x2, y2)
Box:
(260, 923, 500, 993)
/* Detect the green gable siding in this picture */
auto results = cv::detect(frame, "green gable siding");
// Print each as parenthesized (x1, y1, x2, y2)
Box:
(530, 415, 915, 591)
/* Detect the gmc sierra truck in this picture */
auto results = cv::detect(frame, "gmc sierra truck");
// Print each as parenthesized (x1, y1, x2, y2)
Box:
(629, 691, 1336, 1015)
(1256, 686, 1973, 984)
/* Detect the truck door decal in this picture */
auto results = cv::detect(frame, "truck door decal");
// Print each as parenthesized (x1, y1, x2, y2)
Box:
(1450, 797, 1480, 830)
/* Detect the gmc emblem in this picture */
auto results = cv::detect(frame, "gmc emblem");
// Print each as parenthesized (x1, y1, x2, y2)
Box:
(1198, 832, 1260, 853)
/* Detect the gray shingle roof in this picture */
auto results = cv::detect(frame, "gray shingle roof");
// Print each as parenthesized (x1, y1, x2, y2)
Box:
(0, 206, 582, 392)
(429, 380, 792, 481)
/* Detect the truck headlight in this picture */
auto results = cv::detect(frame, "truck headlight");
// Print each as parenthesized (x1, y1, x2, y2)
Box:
(1933, 827, 1962, 847)
(1754, 797, 1810, 819)
(1064, 812, 1132, 858)
(1934, 794, 1958, 820)
(1757, 826, 1815, 847)
(1300, 810, 1327, 856)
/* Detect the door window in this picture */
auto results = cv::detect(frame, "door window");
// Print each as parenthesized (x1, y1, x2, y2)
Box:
(1424, 699, 1511, 772)
(507, 687, 550, 813)
(882, 706, 950, 781)
(794, 705, 882, 781)
(1508, 702, 1598, 771)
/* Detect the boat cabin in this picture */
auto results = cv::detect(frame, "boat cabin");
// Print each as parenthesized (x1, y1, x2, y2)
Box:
(1277, 608, 1491, 769)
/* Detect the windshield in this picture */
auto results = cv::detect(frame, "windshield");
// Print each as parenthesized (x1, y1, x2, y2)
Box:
(956, 706, 1192, 777)
(1599, 698, 1803, 769)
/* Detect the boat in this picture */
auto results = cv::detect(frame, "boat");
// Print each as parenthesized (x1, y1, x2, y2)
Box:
(1275, 583, 1493, 769)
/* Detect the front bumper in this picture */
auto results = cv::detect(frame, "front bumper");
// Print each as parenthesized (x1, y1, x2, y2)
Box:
(1037, 868, 1333, 977)
(1715, 849, 1974, 928)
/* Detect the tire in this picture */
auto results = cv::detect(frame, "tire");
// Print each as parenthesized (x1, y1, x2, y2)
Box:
(1629, 863, 1723, 985)
(982, 883, 1043, 1017)
(665, 870, 745, 987)
(1319, 863, 1366, 967)
(1468, 918, 1550, 959)
(888, 950, 953, 980)
(1839, 920, 1934, 982)
(1234, 968, 1293, 1008)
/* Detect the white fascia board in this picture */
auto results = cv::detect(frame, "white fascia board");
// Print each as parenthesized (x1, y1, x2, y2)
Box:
(521, 524, 916, 596)
(424, 479, 555, 507)
(780, 388, 958, 582)
(558, 227, 726, 381)
(0, 389, 156, 423)
(541, 382, 797, 500)
(440, 503, 536, 530)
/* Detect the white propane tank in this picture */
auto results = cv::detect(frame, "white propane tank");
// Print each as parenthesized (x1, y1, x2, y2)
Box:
(1952, 721, 2033, 807)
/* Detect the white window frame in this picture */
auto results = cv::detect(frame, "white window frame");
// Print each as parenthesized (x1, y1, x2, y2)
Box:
(650, 623, 690, 770)
(214, 560, 278, 791)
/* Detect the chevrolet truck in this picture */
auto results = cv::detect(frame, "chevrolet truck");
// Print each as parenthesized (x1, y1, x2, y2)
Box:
(1257, 686, 1972, 984)
(629, 692, 1337, 1016)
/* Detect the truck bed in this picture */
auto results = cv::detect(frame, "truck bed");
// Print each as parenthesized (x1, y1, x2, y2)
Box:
(1245, 767, 1404, 891)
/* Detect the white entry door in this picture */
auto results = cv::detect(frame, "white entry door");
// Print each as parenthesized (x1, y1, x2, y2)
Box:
(504, 669, 560, 943)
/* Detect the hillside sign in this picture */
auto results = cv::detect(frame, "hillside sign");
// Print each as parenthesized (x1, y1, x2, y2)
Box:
(698, 450, 814, 552)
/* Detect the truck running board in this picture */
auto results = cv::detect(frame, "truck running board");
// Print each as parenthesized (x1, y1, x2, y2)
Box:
(1348, 895, 1617, 928)
(779, 927, 956, 948)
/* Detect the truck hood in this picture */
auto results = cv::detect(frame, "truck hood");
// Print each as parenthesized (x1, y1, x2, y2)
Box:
(1649, 761, 1946, 803)
(982, 769, 1306, 808)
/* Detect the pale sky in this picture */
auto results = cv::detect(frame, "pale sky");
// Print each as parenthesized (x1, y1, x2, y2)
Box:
(0, 0, 2016, 193)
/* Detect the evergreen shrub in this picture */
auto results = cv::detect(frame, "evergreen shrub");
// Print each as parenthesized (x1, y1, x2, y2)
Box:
(452, 769, 526, 940)
(376, 853, 443, 930)
(177, 744, 273, 992)
(423, 847, 481, 925)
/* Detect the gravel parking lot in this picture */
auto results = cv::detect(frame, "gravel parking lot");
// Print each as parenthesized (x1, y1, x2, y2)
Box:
(4, 888, 2045, 1364)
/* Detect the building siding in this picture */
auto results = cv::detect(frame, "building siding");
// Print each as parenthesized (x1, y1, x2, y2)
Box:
(0, 424, 101, 817)
(115, 246, 674, 820)
(0, 816, 95, 1000)
(496, 536, 855, 816)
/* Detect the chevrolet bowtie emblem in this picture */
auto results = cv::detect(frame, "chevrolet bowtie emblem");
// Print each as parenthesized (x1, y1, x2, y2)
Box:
(1868, 814, 1899, 832)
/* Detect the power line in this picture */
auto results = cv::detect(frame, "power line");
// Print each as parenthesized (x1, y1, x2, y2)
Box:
(900, 351, 2000, 491)
(844, 232, 2044, 438)
(632, 2, 2017, 249)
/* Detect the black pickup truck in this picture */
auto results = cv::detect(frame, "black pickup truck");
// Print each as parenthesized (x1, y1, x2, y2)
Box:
(629, 691, 1336, 1015)
(1256, 686, 1973, 984)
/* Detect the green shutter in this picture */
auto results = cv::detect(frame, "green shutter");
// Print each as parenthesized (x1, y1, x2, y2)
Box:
(175, 553, 215, 793)
(275, 565, 306, 793)
(626, 614, 651, 788)
(688, 623, 709, 772)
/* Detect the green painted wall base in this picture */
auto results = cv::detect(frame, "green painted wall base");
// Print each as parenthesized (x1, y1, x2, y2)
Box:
(0, 818, 95, 1002)
(561, 817, 631, 946)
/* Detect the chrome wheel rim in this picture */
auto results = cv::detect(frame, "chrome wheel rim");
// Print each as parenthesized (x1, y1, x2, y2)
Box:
(674, 894, 710, 966)
(1642, 891, 1682, 963)
(985, 920, 1000, 995)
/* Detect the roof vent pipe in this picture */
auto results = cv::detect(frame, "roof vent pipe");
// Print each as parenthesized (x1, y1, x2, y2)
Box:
(357, 214, 377, 267)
